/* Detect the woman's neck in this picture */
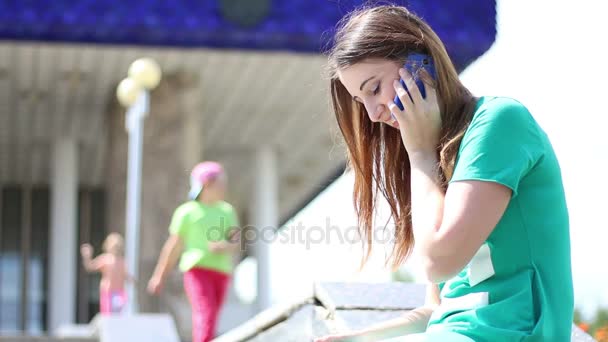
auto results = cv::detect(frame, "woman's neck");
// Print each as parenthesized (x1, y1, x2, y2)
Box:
(198, 197, 218, 206)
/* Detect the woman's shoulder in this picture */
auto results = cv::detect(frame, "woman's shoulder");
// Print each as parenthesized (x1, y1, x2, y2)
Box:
(476, 96, 532, 118)
(176, 201, 194, 210)
(472, 96, 538, 128)
(216, 201, 236, 213)
(174, 201, 200, 216)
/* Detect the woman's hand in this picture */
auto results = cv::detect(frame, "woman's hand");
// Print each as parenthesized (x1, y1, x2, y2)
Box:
(80, 243, 93, 259)
(388, 68, 441, 157)
(314, 303, 436, 342)
(147, 274, 164, 295)
(313, 332, 357, 342)
(208, 241, 225, 253)
(209, 234, 241, 254)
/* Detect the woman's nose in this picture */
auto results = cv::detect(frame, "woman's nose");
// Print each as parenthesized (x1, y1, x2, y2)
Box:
(366, 103, 384, 122)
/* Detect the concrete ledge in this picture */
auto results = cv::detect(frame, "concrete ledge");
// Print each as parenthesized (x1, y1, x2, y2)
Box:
(215, 282, 597, 342)
(91, 314, 179, 342)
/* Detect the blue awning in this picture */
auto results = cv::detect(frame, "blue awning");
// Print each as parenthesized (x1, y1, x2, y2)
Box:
(0, 0, 496, 71)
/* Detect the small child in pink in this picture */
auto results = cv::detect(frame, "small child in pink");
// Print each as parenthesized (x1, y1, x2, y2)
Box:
(80, 233, 131, 315)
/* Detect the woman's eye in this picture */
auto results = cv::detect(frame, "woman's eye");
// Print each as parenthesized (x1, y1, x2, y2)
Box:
(372, 84, 380, 95)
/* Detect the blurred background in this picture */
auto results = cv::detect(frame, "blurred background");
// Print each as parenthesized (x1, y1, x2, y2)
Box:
(0, 0, 606, 340)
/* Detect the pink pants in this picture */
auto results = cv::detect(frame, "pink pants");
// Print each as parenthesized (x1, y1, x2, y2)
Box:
(99, 289, 127, 315)
(183, 267, 230, 342)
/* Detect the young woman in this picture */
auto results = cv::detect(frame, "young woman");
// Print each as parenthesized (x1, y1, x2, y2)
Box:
(80, 233, 130, 315)
(147, 161, 241, 342)
(316, 5, 573, 342)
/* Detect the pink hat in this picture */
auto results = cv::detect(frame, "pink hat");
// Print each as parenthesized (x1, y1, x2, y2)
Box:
(188, 161, 225, 200)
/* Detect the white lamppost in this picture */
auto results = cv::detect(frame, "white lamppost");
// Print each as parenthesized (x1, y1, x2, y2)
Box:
(116, 57, 162, 314)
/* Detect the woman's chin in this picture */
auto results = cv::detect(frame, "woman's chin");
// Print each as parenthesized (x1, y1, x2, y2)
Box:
(388, 121, 400, 129)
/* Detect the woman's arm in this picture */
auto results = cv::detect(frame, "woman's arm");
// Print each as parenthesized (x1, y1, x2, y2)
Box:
(352, 283, 440, 339)
(409, 153, 511, 283)
(314, 284, 440, 342)
(408, 152, 446, 253)
(80, 243, 104, 273)
(147, 235, 183, 294)
(208, 228, 241, 254)
(152, 234, 183, 279)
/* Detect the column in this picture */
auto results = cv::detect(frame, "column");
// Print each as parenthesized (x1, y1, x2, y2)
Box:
(49, 138, 78, 333)
(251, 146, 277, 312)
(181, 81, 203, 170)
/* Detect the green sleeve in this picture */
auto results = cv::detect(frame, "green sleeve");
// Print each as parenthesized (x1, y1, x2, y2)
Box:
(449, 98, 544, 197)
(168, 205, 189, 237)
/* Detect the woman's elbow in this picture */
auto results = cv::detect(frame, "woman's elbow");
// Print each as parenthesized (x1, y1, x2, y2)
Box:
(165, 235, 183, 252)
(420, 256, 463, 284)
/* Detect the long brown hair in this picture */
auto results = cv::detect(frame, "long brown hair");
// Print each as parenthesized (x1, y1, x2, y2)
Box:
(327, 5, 478, 270)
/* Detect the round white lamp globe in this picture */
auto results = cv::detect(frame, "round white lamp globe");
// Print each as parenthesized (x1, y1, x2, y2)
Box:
(116, 78, 142, 107)
(128, 57, 162, 89)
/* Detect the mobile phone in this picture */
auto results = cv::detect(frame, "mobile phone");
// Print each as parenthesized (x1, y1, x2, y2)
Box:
(393, 53, 437, 111)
